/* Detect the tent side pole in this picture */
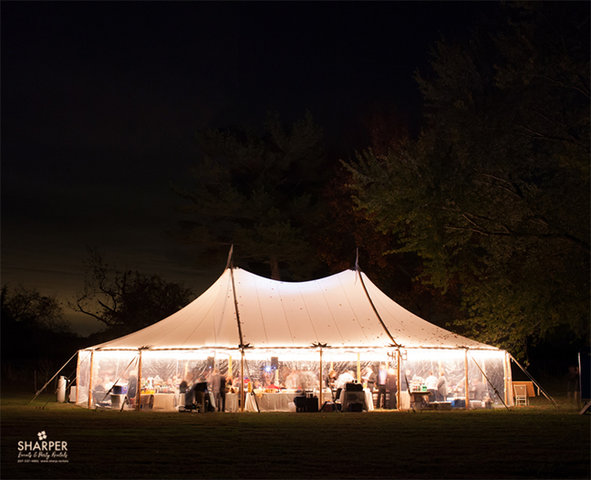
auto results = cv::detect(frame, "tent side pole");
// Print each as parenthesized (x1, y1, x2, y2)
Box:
(319, 348, 323, 407)
(356, 353, 361, 383)
(87, 350, 95, 409)
(75, 351, 81, 404)
(136, 350, 143, 411)
(396, 349, 401, 410)
(504, 351, 511, 406)
(464, 349, 470, 409)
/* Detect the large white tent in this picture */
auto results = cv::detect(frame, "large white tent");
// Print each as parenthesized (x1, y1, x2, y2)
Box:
(75, 266, 513, 411)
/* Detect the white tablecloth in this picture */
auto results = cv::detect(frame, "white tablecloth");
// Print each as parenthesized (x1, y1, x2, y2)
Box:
(364, 389, 374, 411)
(245, 392, 323, 412)
(152, 393, 176, 411)
(225, 393, 239, 412)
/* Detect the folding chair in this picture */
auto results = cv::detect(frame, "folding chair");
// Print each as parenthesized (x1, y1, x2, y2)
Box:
(513, 384, 528, 406)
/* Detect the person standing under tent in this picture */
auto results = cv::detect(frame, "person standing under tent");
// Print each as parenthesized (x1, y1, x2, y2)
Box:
(210, 369, 226, 412)
(425, 372, 438, 402)
(326, 368, 337, 390)
(386, 367, 398, 409)
(285, 369, 300, 390)
(376, 364, 388, 409)
(334, 370, 355, 402)
(362, 366, 375, 390)
(436, 371, 448, 401)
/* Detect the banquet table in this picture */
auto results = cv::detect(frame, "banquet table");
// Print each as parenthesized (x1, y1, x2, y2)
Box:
(225, 392, 239, 412)
(243, 390, 332, 412)
(152, 393, 177, 411)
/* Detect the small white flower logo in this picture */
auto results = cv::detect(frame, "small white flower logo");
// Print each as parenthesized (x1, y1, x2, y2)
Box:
(37, 431, 47, 441)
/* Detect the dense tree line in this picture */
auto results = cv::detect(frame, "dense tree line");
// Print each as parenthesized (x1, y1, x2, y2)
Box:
(2, 251, 195, 390)
(3, 4, 587, 384)
(179, 4, 589, 362)
(1, 286, 82, 390)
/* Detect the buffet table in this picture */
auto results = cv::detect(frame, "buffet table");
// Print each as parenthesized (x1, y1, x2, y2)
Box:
(243, 390, 332, 412)
(225, 392, 239, 412)
(244, 391, 297, 412)
(152, 393, 177, 411)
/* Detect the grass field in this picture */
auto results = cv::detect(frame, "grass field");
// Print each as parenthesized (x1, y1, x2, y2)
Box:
(1, 394, 589, 479)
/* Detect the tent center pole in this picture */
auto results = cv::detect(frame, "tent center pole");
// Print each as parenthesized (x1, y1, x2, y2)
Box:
(240, 349, 245, 412)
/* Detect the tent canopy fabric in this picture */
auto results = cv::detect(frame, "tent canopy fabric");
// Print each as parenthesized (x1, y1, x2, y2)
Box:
(90, 268, 497, 352)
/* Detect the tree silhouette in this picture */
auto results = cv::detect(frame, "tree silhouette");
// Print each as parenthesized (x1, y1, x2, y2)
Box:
(74, 249, 194, 337)
(345, 3, 589, 358)
(175, 112, 329, 280)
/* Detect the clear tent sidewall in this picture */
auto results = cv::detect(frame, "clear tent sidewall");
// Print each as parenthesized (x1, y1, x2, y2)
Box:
(75, 346, 511, 410)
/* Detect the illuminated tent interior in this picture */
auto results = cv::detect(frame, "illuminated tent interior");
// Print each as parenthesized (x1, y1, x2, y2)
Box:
(75, 265, 514, 411)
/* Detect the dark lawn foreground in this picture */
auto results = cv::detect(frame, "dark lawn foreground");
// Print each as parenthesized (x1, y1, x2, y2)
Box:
(1, 394, 589, 480)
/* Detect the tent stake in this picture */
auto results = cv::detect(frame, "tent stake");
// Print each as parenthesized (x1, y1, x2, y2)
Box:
(28, 351, 78, 405)
(509, 354, 558, 407)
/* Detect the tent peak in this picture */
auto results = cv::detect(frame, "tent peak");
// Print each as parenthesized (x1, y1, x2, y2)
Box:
(225, 244, 234, 270)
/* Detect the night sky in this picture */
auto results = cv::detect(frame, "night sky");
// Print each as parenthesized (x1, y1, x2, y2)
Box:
(2, 2, 498, 335)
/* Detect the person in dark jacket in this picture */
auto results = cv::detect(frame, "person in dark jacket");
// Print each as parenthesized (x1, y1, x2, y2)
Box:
(386, 367, 398, 409)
